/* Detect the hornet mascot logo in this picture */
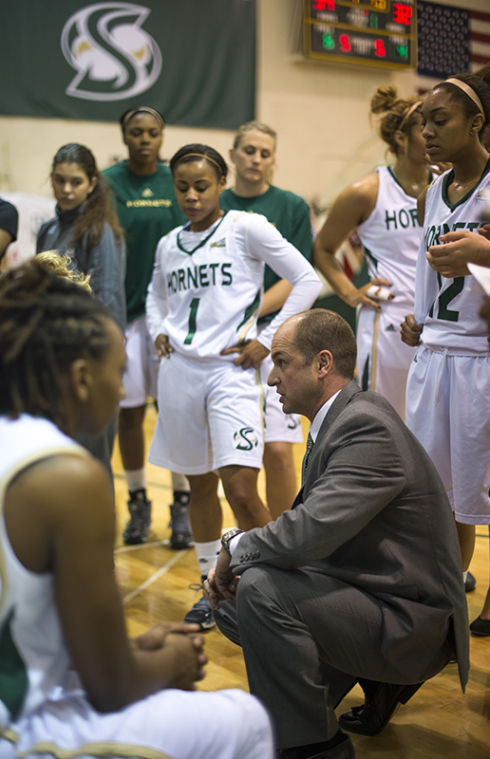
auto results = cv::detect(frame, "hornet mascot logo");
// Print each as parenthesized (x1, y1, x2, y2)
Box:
(61, 2, 162, 101)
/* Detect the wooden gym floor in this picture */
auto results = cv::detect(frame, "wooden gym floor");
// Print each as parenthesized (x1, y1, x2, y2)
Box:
(113, 404, 489, 758)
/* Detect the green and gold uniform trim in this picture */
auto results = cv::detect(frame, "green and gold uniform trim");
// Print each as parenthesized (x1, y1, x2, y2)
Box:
(236, 290, 261, 343)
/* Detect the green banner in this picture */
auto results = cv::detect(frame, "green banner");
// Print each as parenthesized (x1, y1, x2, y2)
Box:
(1, 0, 256, 128)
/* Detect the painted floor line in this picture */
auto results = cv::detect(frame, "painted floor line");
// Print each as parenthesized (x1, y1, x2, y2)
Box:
(122, 549, 188, 604)
(114, 538, 176, 554)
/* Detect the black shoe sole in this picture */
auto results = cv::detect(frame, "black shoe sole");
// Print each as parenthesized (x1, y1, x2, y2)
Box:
(170, 536, 194, 550)
(122, 533, 147, 545)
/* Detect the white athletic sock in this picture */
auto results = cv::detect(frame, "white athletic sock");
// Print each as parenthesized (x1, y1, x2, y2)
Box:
(195, 540, 221, 578)
(171, 471, 190, 492)
(125, 468, 146, 492)
(463, 570, 468, 582)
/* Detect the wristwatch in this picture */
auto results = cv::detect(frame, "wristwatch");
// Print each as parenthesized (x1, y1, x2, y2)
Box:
(221, 527, 244, 555)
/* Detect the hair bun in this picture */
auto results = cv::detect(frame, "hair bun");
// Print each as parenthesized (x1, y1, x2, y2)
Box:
(370, 85, 398, 114)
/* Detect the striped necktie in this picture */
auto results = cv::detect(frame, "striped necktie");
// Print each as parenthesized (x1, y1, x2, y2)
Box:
(302, 432, 314, 484)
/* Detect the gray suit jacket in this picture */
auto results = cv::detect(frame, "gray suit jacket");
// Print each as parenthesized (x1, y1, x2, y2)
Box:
(231, 381, 469, 688)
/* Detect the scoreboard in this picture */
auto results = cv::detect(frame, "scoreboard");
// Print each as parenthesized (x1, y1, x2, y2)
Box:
(303, 0, 416, 69)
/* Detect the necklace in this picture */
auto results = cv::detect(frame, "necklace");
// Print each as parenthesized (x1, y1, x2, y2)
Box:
(177, 213, 226, 255)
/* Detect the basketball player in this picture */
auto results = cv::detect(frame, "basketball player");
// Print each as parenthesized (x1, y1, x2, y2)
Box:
(0, 260, 274, 758)
(146, 144, 321, 629)
(104, 107, 193, 550)
(401, 71, 490, 634)
(315, 86, 432, 420)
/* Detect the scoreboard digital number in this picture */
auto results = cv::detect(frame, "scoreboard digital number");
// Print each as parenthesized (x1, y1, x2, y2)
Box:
(303, 0, 416, 69)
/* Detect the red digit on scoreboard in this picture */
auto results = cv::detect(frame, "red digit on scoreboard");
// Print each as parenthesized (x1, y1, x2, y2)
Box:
(374, 38, 386, 57)
(313, 0, 335, 10)
(393, 3, 412, 25)
(339, 33, 352, 52)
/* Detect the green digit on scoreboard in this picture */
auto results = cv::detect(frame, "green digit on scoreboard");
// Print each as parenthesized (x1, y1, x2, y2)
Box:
(322, 33, 335, 50)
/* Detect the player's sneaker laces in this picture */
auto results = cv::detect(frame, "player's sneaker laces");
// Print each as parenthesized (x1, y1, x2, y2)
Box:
(122, 489, 151, 545)
(169, 500, 193, 550)
(184, 583, 216, 630)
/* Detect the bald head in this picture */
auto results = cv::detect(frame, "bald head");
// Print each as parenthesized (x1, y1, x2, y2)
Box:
(280, 310, 357, 379)
(269, 310, 356, 421)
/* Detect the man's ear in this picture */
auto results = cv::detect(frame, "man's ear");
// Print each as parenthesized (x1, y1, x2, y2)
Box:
(317, 349, 333, 376)
(69, 358, 92, 403)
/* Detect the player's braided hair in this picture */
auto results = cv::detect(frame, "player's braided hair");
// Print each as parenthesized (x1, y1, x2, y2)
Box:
(170, 144, 228, 180)
(0, 259, 114, 427)
(370, 86, 421, 155)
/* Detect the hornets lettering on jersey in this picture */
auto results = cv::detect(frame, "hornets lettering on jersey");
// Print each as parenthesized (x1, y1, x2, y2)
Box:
(167, 262, 232, 293)
(424, 220, 482, 247)
(384, 207, 420, 230)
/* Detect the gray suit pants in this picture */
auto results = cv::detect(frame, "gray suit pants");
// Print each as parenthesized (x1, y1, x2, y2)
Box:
(214, 565, 450, 750)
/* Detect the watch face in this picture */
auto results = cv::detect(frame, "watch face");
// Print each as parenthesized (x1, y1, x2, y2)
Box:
(222, 528, 242, 554)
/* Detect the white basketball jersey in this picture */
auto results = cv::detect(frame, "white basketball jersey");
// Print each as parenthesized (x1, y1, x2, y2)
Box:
(357, 166, 422, 312)
(147, 211, 320, 359)
(0, 415, 84, 730)
(414, 163, 490, 353)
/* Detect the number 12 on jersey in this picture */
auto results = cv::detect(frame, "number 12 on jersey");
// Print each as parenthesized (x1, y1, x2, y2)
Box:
(428, 276, 464, 322)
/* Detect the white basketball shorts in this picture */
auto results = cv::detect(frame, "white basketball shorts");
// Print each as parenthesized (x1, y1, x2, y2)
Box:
(120, 315, 160, 408)
(405, 345, 490, 524)
(356, 304, 417, 420)
(5, 686, 274, 759)
(149, 352, 264, 475)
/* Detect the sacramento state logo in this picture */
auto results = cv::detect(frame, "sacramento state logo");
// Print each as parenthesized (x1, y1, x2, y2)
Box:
(60, 2, 162, 101)
(233, 427, 259, 451)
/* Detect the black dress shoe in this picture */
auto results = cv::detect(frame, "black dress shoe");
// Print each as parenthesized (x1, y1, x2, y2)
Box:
(339, 681, 423, 736)
(464, 571, 476, 592)
(470, 616, 490, 636)
(308, 734, 355, 759)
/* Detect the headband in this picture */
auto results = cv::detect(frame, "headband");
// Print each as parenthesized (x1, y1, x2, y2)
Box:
(178, 152, 223, 173)
(122, 106, 165, 130)
(444, 78, 485, 117)
(398, 100, 422, 131)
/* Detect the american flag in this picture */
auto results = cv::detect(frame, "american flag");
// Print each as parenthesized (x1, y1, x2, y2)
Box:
(417, 1, 490, 89)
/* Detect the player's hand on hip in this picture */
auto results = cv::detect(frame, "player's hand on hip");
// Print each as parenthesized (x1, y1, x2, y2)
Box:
(346, 277, 392, 310)
(220, 339, 269, 369)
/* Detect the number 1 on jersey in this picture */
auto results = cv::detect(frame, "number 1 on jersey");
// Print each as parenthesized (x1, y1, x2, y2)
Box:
(184, 297, 200, 344)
